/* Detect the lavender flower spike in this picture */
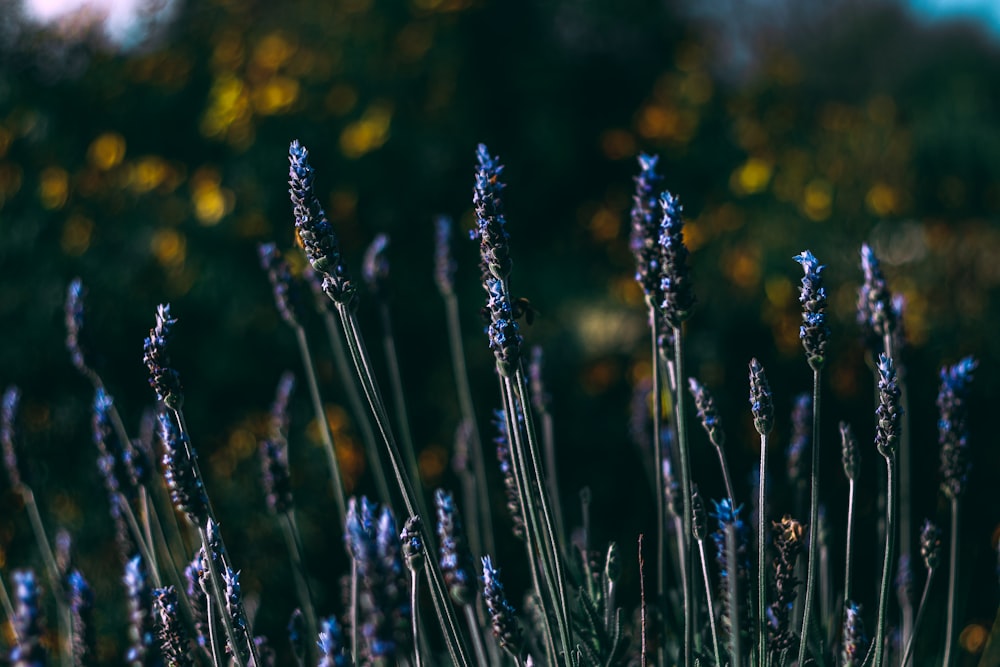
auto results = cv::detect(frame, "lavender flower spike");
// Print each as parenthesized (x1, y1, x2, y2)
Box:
(2, 385, 23, 490)
(840, 421, 860, 482)
(158, 412, 208, 526)
(749, 358, 774, 436)
(11, 569, 47, 667)
(65, 277, 88, 372)
(258, 242, 303, 326)
(484, 277, 522, 377)
(938, 356, 977, 499)
(68, 570, 96, 667)
(481, 556, 523, 653)
(658, 190, 696, 328)
(767, 516, 804, 656)
(124, 555, 159, 665)
(317, 616, 349, 667)
(400, 515, 426, 572)
(858, 243, 896, 349)
(841, 602, 868, 666)
(143, 304, 183, 408)
(153, 586, 194, 667)
(362, 233, 390, 299)
(472, 143, 512, 282)
(629, 153, 664, 307)
(689, 377, 725, 448)
(794, 250, 829, 371)
(875, 354, 901, 459)
(435, 488, 476, 605)
(434, 215, 457, 296)
(919, 519, 942, 571)
(288, 140, 356, 306)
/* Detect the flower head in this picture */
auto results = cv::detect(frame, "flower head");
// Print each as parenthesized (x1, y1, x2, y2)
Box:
(362, 233, 391, 299)
(840, 421, 860, 482)
(841, 602, 868, 666)
(65, 277, 88, 372)
(11, 569, 47, 667)
(317, 616, 350, 667)
(258, 242, 303, 326)
(875, 354, 901, 459)
(435, 488, 476, 605)
(689, 376, 725, 449)
(400, 515, 426, 572)
(153, 586, 193, 667)
(2, 385, 23, 490)
(767, 515, 805, 656)
(472, 143, 512, 282)
(710, 499, 750, 646)
(938, 356, 977, 499)
(658, 191, 696, 328)
(158, 412, 208, 526)
(857, 243, 897, 350)
(68, 570, 96, 667)
(124, 555, 159, 665)
(794, 250, 829, 371)
(484, 278, 522, 376)
(482, 556, 523, 654)
(143, 304, 183, 408)
(749, 358, 774, 436)
(629, 153, 665, 307)
(919, 519, 942, 571)
(493, 408, 525, 540)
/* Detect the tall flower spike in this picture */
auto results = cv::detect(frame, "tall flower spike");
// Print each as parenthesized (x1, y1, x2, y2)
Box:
(124, 555, 159, 665)
(484, 277, 522, 377)
(158, 412, 208, 526)
(288, 140, 357, 306)
(317, 616, 349, 667)
(362, 233, 390, 300)
(710, 499, 750, 647)
(767, 515, 804, 656)
(690, 484, 707, 542)
(259, 437, 293, 515)
(919, 519, 941, 571)
(2, 385, 23, 490)
(184, 553, 210, 648)
(629, 153, 665, 307)
(840, 421, 860, 482)
(68, 570, 96, 667)
(400, 515, 426, 572)
(793, 250, 829, 371)
(787, 393, 811, 486)
(153, 586, 194, 667)
(841, 602, 868, 666)
(482, 556, 523, 653)
(938, 356, 977, 499)
(143, 304, 183, 408)
(749, 358, 774, 436)
(493, 408, 525, 540)
(858, 243, 896, 349)
(689, 377, 725, 448)
(434, 215, 457, 296)
(11, 569, 47, 667)
(435, 488, 476, 605)
(472, 143, 512, 282)
(875, 354, 901, 459)
(65, 277, 88, 372)
(258, 242, 303, 327)
(658, 191, 696, 328)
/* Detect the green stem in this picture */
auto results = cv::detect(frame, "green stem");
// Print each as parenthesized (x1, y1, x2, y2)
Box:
(698, 538, 723, 667)
(844, 479, 856, 609)
(873, 454, 896, 667)
(410, 568, 423, 667)
(796, 369, 822, 667)
(350, 559, 359, 664)
(650, 314, 667, 660)
(899, 567, 934, 667)
(672, 326, 694, 667)
(197, 524, 246, 667)
(726, 523, 743, 666)
(279, 512, 318, 664)
(463, 604, 489, 667)
(758, 432, 768, 667)
(378, 302, 423, 503)
(943, 497, 959, 667)
(294, 325, 347, 524)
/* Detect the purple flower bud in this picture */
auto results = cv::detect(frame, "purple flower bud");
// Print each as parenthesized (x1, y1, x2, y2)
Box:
(143, 304, 183, 408)
(875, 354, 901, 459)
(362, 233, 390, 299)
(689, 376, 725, 449)
(630, 153, 665, 307)
(658, 191, 695, 327)
(68, 570, 96, 667)
(841, 602, 868, 666)
(840, 421, 860, 482)
(158, 412, 208, 526)
(919, 519, 942, 572)
(65, 277, 88, 372)
(794, 250, 829, 371)
(258, 242, 303, 326)
(435, 488, 475, 605)
(124, 555, 159, 665)
(2, 385, 23, 490)
(153, 586, 193, 667)
(749, 358, 774, 436)
(938, 356, 977, 499)
(317, 616, 349, 667)
(482, 556, 522, 653)
(472, 143, 512, 282)
(11, 569, 47, 667)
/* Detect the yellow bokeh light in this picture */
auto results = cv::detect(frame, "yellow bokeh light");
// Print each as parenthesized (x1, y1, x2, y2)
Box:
(340, 103, 393, 158)
(227, 428, 257, 460)
(252, 76, 300, 115)
(88, 132, 126, 170)
(866, 182, 899, 216)
(253, 32, 296, 71)
(39, 166, 69, 210)
(959, 624, 987, 654)
(731, 158, 773, 195)
(418, 444, 448, 484)
(765, 277, 794, 307)
(803, 179, 832, 221)
(61, 214, 93, 256)
(589, 207, 620, 241)
(0, 163, 23, 200)
(637, 104, 679, 140)
(151, 228, 186, 267)
(200, 75, 251, 140)
(191, 167, 232, 226)
(128, 156, 170, 193)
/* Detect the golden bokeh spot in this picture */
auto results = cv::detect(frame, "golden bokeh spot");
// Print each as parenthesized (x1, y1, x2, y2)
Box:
(39, 166, 69, 210)
(723, 247, 760, 290)
(0, 126, 11, 158)
(865, 182, 898, 217)
(151, 228, 186, 267)
(773, 312, 801, 357)
(200, 75, 252, 140)
(253, 32, 296, 71)
(253, 77, 300, 115)
(191, 167, 232, 225)
(128, 156, 170, 193)
(418, 444, 448, 485)
(600, 129, 636, 161)
(340, 102, 393, 158)
(613, 275, 643, 307)
(637, 104, 679, 140)
(61, 214, 94, 256)
(228, 428, 257, 460)
(88, 132, 126, 170)
(802, 179, 832, 221)
(326, 85, 358, 116)
(212, 30, 245, 70)
(589, 207, 620, 242)
(731, 158, 773, 195)
(959, 624, 987, 654)
(765, 276, 794, 307)
(682, 220, 706, 252)
(0, 162, 23, 198)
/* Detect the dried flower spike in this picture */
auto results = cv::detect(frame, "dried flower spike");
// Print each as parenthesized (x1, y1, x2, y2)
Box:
(124, 555, 158, 665)
(749, 358, 774, 436)
(938, 356, 977, 499)
(767, 515, 805, 656)
(435, 488, 476, 605)
(482, 556, 523, 653)
(841, 602, 868, 666)
(919, 519, 942, 572)
(143, 304, 184, 408)
(793, 250, 829, 371)
(158, 412, 208, 526)
(840, 421, 860, 482)
(689, 377, 725, 448)
(153, 586, 194, 667)
(658, 190, 696, 328)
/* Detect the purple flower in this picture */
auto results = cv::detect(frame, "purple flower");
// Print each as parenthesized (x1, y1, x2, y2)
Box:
(317, 616, 349, 667)
(143, 304, 183, 408)
(158, 412, 208, 526)
(875, 354, 901, 459)
(767, 516, 804, 656)
(938, 356, 977, 499)
(920, 519, 942, 571)
(689, 376, 725, 448)
(630, 153, 665, 307)
(11, 569, 47, 667)
(858, 243, 896, 350)
(794, 250, 829, 371)
(493, 408, 525, 540)
(362, 233, 391, 299)
(153, 586, 193, 667)
(482, 556, 522, 653)
(124, 555, 159, 665)
(68, 570, 96, 667)
(658, 191, 696, 328)
(435, 488, 475, 606)
(484, 277, 522, 377)
(258, 242, 303, 326)
(472, 143, 512, 282)
(749, 358, 774, 436)
(841, 602, 868, 666)
(2, 385, 23, 490)
(65, 277, 88, 372)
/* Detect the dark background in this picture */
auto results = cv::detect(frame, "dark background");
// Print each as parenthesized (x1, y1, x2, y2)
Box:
(0, 0, 998, 662)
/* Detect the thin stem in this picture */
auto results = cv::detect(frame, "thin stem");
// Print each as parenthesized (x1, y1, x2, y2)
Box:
(350, 559, 359, 664)
(796, 369, 822, 667)
(726, 523, 743, 667)
(410, 568, 422, 667)
(650, 314, 667, 662)
(873, 455, 896, 667)
(294, 325, 347, 524)
(758, 432, 768, 667)
(540, 409, 565, 555)
(378, 302, 422, 503)
(463, 604, 489, 667)
(698, 538, 723, 667)
(899, 567, 935, 667)
(319, 310, 392, 506)
(206, 590, 225, 667)
(197, 524, 246, 667)
(279, 512, 318, 664)
(672, 325, 694, 667)
(844, 479, 856, 608)
(943, 497, 959, 667)
(442, 291, 495, 558)
(885, 333, 913, 649)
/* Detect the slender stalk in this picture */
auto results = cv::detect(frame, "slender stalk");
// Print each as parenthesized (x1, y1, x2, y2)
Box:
(672, 325, 694, 667)
(441, 291, 495, 558)
(197, 524, 246, 667)
(943, 497, 959, 667)
(796, 370, 822, 667)
(463, 604, 489, 667)
(293, 325, 347, 524)
(885, 333, 913, 649)
(350, 559, 359, 664)
(279, 513, 318, 663)
(319, 309, 392, 506)
(650, 314, 667, 657)
(697, 538, 722, 667)
(758, 432, 768, 667)
(899, 566, 935, 667)
(639, 534, 648, 667)
(21, 487, 72, 667)
(844, 478, 856, 607)
(205, 591, 225, 667)
(726, 523, 743, 667)
(410, 568, 422, 667)
(539, 407, 565, 554)
(873, 455, 896, 667)
(377, 302, 422, 502)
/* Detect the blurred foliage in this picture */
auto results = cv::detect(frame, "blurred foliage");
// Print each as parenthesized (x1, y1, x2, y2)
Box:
(0, 0, 999, 662)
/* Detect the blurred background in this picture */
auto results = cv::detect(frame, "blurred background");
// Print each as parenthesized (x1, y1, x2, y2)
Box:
(1, 0, 998, 662)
